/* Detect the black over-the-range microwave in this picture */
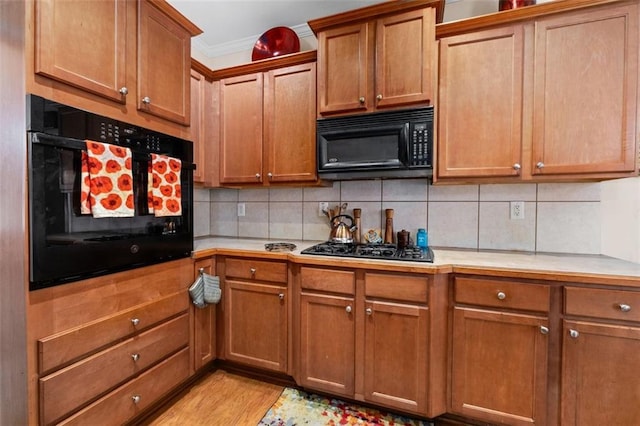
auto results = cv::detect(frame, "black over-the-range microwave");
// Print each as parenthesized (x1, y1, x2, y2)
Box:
(316, 107, 434, 180)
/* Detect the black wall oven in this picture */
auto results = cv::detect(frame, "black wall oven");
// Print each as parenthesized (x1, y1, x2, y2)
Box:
(27, 95, 193, 290)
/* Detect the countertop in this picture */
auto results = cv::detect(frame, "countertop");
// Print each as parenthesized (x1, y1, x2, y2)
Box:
(193, 237, 640, 287)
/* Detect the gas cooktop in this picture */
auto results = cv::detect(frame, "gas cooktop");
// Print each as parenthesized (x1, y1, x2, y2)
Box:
(301, 242, 434, 263)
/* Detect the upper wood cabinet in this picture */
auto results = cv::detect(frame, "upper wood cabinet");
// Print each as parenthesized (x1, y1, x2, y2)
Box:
(190, 61, 217, 186)
(215, 52, 317, 186)
(137, 0, 194, 125)
(35, 0, 128, 103)
(31, 0, 201, 131)
(310, 2, 437, 117)
(436, 1, 639, 182)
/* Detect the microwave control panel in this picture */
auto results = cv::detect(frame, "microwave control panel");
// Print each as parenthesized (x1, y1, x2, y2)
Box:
(409, 122, 432, 167)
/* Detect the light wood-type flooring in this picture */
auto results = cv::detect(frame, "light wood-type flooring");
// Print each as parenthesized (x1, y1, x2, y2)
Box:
(143, 369, 284, 426)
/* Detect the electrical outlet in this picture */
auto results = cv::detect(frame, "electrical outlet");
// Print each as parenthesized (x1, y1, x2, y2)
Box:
(237, 203, 246, 217)
(510, 201, 525, 220)
(318, 202, 329, 217)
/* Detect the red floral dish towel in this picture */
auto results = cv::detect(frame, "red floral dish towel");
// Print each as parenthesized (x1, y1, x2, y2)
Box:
(81, 141, 134, 218)
(147, 153, 182, 217)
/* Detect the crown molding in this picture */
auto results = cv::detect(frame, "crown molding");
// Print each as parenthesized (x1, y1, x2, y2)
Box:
(193, 22, 314, 58)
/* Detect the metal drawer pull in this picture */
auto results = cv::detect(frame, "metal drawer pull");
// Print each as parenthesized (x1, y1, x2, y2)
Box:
(618, 304, 632, 312)
(497, 291, 506, 300)
(513, 163, 521, 171)
(141, 96, 151, 104)
(540, 326, 549, 335)
(366, 308, 373, 316)
(278, 293, 284, 300)
(569, 329, 579, 339)
(132, 395, 141, 404)
(119, 87, 128, 95)
(345, 305, 352, 313)
(250, 268, 256, 275)
(131, 353, 140, 362)
(131, 318, 140, 326)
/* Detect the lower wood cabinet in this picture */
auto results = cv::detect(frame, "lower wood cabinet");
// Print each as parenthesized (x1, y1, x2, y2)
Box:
(296, 264, 447, 418)
(560, 286, 640, 425)
(193, 257, 216, 371)
(28, 259, 194, 426)
(450, 276, 551, 426)
(220, 256, 288, 373)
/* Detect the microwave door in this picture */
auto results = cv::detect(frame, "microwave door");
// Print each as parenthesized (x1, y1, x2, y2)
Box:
(318, 124, 409, 171)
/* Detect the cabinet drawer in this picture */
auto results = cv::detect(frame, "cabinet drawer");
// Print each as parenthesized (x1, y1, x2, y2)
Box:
(455, 277, 550, 312)
(40, 314, 189, 425)
(365, 272, 428, 304)
(565, 287, 640, 322)
(300, 266, 355, 295)
(38, 291, 188, 375)
(58, 347, 190, 426)
(225, 258, 287, 283)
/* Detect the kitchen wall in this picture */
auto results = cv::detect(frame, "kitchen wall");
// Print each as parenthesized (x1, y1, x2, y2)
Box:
(194, 179, 615, 256)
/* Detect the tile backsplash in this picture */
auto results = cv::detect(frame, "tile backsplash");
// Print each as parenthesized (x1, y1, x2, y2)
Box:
(195, 179, 610, 256)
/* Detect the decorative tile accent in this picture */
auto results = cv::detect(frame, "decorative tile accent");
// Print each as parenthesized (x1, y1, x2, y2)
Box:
(536, 202, 600, 254)
(479, 202, 535, 251)
(428, 202, 478, 249)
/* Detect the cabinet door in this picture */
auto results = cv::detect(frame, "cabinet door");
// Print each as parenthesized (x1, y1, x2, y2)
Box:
(264, 62, 317, 183)
(299, 293, 355, 397)
(531, 4, 638, 175)
(450, 307, 549, 426)
(438, 25, 524, 179)
(190, 69, 206, 184)
(193, 258, 216, 371)
(317, 23, 372, 115)
(363, 300, 429, 415)
(138, 0, 191, 125)
(375, 8, 435, 110)
(34, 0, 127, 103)
(561, 320, 640, 426)
(219, 73, 264, 184)
(225, 280, 287, 372)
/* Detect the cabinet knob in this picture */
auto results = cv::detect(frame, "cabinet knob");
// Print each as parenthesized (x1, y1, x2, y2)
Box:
(132, 395, 141, 404)
(358, 97, 365, 104)
(345, 305, 352, 313)
(536, 161, 545, 169)
(255, 173, 261, 179)
(131, 318, 140, 326)
(376, 94, 383, 101)
(278, 293, 284, 300)
(539, 326, 549, 335)
(267, 172, 273, 179)
(119, 87, 128, 96)
(131, 353, 140, 362)
(513, 163, 521, 171)
(366, 307, 373, 316)
(569, 329, 579, 339)
(497, 291, 506, 300)
(141, 96, 151, 104)
(618, 303, 632, 312)
(250, 268, 256, 276)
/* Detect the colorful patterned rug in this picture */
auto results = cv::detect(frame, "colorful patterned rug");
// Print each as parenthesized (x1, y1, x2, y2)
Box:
(258, 387, 433, 426)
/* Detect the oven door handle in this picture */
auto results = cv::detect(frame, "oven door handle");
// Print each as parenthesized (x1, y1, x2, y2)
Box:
(29, 132, 196, 170)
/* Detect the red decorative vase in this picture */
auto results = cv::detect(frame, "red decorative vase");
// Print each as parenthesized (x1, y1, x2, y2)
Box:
(499, 0, 536, 10)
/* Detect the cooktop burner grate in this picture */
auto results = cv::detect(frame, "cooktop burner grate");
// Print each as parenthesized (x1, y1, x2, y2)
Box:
(301, 242, 434, 263)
